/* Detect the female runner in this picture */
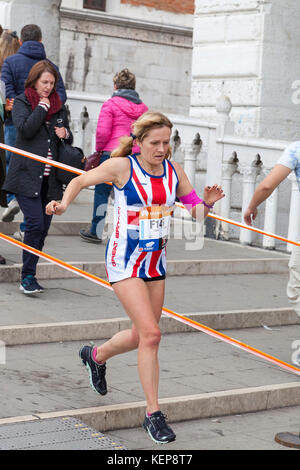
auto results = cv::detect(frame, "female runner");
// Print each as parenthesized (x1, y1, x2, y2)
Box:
(46, 111, 224, 444)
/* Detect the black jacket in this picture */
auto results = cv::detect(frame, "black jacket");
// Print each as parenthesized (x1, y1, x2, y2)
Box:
(3, 92, 72, 200)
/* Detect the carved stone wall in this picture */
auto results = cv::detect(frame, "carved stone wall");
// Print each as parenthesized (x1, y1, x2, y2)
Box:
(59, 2, 193, 115)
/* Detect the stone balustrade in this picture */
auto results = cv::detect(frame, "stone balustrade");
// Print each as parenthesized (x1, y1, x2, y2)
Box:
(65, 90, 299, 252)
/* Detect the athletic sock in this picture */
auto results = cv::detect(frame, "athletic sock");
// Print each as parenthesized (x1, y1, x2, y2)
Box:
(92, 347, 104, 365)
(147, 410, 159, 417)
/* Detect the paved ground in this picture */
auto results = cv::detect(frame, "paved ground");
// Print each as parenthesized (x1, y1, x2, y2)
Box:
(110, 405, 300, 451)
(0, 271, 291, 326)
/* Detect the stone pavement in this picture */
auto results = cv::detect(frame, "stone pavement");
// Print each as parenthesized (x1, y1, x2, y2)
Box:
(0, 198, 299, 450)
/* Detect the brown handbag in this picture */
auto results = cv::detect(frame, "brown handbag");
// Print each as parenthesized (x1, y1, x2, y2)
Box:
(84, 151, 103, 171)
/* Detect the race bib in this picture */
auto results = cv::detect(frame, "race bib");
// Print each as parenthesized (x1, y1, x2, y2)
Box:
(139, 205, 174, 252)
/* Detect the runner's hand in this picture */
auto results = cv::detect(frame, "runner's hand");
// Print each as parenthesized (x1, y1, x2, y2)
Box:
(203, 184, 225, 206)
(244, 207, 257, 226)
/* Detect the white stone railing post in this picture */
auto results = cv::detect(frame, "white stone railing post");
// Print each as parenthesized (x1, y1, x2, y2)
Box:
(80, 106, 90, 154)
(219, 157, 238, 239)
(239, 161, 262, 245)
(211, 94, 235, 227)
(262, 167, 278, 250)
(70, 119, 81, 149)
(215, 94, 234, 140)
(181, 138, 202, 188)
(287, 172, 300, 252)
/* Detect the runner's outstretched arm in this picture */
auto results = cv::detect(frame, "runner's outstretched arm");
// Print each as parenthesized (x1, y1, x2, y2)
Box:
(45, 157, 130, 216)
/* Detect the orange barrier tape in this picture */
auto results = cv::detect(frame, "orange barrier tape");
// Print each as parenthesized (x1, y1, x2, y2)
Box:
(0, 231, 300, 377)
(0, 143, 85, 176)
(1, 142, 299, 248)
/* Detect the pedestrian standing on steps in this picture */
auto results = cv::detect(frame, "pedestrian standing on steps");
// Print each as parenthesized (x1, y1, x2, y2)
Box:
(1, 23, 67, 239)
(46, 111, 224, 444)
(3, 60, 72, 295)
(244, 141, 300, 365)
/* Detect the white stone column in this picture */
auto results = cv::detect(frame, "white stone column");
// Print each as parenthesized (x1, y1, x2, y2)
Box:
(262, 167, 278, 249)
(287, 173, 300, 252)
(219, 158, 238, 240)
(206, 94, 234, 194)
(181, 139, 201, 188)
(239, 161, 262, 245)
(215, 94, 234, 140)
(70, 119, 81, 148)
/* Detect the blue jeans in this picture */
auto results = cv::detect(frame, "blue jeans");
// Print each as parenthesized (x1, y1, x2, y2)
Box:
(90, 151, 113, 238)
(16, 177, 52, 279)
(4, 124, 17, 204)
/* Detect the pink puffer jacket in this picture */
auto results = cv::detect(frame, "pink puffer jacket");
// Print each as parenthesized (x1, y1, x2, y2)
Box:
(95, 92, 148, 154)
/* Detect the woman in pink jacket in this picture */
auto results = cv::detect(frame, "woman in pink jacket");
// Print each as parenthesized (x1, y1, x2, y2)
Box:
(80, 69, 148, 243)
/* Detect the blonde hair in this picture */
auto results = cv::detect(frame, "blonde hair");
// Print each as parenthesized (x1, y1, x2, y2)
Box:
(111, 111, 173, 159)
(0, 30, 20, 69)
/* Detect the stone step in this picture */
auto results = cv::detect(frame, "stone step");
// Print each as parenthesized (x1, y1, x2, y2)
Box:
(0, 257, 289, 283)
(0, 272, 292, 327)
(1, 383, 299, 434)
(0, 325, 299, 429)
(1, 308, 299, 346)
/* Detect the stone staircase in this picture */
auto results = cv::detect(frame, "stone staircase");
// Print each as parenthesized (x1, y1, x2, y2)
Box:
(0, 195, 299, 449)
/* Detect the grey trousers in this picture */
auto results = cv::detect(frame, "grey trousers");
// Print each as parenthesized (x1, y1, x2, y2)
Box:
(287, 239, 300, 317)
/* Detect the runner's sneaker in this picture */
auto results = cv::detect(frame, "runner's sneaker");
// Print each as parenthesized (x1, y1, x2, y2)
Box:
(143, 411, 176, 444)
(20, 275, 42, 295)
(79, 345, 107, 395)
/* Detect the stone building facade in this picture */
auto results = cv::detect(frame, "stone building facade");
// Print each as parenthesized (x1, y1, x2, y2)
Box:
(0, 0, 300, 140)
(59, 0, 194, 115)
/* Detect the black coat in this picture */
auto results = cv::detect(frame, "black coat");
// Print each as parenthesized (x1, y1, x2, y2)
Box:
(3, 93, 72, 201)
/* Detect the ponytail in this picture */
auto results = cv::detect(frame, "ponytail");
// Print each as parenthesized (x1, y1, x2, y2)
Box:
(111, 135, 134, 158)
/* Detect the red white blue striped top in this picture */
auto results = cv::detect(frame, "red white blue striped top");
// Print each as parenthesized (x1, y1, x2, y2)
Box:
(105, 154, 178, 283)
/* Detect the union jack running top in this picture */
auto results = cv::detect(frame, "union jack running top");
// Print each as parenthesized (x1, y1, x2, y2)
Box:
(105, 154, 179, 283)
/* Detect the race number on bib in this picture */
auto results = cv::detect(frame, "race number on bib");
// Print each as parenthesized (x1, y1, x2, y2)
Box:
(139, 205, 174, 252)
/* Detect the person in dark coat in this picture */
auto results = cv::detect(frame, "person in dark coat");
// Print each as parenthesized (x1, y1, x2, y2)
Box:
(1, 24, 67, 225)
(3, 60, 72, 293)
